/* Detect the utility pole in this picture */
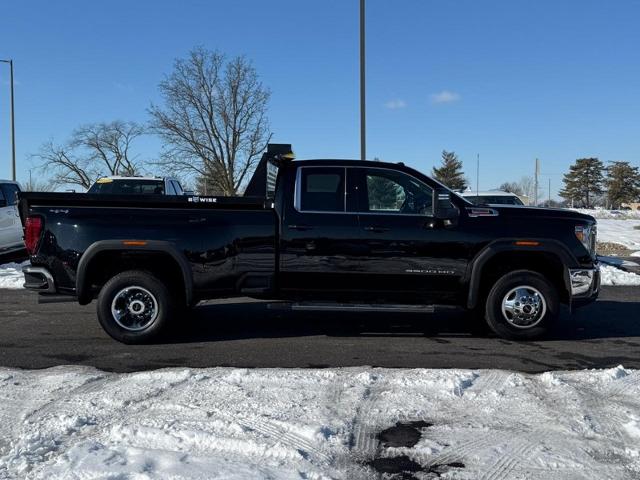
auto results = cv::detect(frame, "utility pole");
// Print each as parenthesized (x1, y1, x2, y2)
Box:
(548, 178, 551, 207)
(476, 153, 480, 196)
(534, 158, 540, 206)
(359, 0, 366, 160)
(0, 59, 16, 181)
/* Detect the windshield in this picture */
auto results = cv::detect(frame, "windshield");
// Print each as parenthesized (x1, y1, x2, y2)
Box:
(88, 179, 165, 195)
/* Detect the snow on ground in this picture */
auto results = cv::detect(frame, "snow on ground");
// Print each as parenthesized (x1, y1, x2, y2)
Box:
(0, 261, 27, 289)
(600, 265, 640, 286)
(572, 208, 640, 220)
(1, 366, 640, 479)
(596, 219, 640, 251)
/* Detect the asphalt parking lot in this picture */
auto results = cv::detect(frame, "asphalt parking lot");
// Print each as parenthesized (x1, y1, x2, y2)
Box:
(0, 286, 638, 373)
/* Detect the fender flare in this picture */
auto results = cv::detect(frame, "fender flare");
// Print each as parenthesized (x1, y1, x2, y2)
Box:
(466, 239, 577, 309)
(76, 240, 194, 306)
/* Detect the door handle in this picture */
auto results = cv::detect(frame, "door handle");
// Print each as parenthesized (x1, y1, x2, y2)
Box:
(288, 224, 313, 231)
(363, 226, 390, 233)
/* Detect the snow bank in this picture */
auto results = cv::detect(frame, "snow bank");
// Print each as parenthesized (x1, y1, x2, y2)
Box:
(1, 366, 640, 479)
(571, 208, 640, 220)
(596, 219, 640, 251)
(0, 261, 27, 289)
(601, 265, 640, 286)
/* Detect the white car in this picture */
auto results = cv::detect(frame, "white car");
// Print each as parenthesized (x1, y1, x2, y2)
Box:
(461, 190, 526, 206)
(87, 176, 188, 195)
(0, 180, 24, 258)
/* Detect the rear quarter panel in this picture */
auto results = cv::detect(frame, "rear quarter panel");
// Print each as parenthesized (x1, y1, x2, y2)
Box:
(29, 205, 277, 297)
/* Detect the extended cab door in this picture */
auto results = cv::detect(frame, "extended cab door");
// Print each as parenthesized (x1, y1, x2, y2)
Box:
(350, 167, 467, 304)
(279, 165, 363, 298)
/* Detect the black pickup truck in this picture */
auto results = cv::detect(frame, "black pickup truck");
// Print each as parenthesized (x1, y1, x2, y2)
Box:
(18, 144, 599, 343)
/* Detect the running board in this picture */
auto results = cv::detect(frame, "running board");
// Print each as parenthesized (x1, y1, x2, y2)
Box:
(279, 302, 436, 313)
(37, 294, 77, 304)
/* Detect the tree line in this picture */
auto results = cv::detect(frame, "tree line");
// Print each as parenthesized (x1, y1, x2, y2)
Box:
(430, 152, 640, 209)
(559, 158, 640, 209)
(33, 47, 271, 195)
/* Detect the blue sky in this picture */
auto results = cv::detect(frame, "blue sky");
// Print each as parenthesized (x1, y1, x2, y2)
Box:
(1, 0, 639, 197)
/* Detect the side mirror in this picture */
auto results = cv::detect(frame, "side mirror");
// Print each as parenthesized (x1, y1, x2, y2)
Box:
(433, 188, 459, 220)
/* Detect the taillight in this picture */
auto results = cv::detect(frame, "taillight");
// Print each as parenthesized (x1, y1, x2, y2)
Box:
(25, 216, 43, 255)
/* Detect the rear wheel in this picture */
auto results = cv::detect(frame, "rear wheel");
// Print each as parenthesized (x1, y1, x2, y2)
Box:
(97, 270, 174, 344)
(485, 270, 558, 340)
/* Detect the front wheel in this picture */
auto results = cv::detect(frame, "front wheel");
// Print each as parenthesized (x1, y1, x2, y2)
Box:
(97, 270, 174, 344)
(485, 270, 559, 340)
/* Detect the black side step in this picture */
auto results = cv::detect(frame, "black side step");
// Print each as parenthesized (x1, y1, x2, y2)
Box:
(37, 294, 77, 304)
(271, 302, 436, 314)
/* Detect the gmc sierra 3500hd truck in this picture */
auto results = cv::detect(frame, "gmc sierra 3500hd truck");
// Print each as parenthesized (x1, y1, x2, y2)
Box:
(18, 144, 599, 344)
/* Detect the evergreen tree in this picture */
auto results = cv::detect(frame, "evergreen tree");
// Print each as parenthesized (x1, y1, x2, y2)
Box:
(432, 150, 467, 190)
(606, 161, 640, 208)
(559, 158, 605, 208)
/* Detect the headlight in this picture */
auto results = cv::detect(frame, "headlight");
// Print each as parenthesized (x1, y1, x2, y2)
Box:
(575, 224, 596, 255)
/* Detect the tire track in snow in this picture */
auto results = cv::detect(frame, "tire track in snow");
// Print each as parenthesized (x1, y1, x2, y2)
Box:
(464, 370, 509, 396)
(423, 430, 508, 467)
(607, 371, 640, 399)
(181, 401, 333, 465)
(479, 435, 541, 480)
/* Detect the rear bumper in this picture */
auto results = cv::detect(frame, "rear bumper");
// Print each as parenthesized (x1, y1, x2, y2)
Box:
(569, 264, 600, 308)
(22, 266, 56, 293)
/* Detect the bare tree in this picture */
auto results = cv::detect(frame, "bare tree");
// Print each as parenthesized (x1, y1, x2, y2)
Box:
(33, 121, 145, 189)
(72, 121, 144, 177)
(149, 47, 271, 195)
(23, 174, 55, 192)
(498, 181, 524, 195)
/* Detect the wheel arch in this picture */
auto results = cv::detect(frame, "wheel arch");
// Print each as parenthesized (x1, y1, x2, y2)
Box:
(466, 239, 575, 310)
(76, 240, 194, 306)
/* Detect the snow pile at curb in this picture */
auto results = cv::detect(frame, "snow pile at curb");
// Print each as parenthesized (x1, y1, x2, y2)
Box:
(572, 208, 640, 220)
(0, 261, 27, 289)
(596, 219, 640, 251)
(601, 265, 640, 286)
(1, 366, 640, 479)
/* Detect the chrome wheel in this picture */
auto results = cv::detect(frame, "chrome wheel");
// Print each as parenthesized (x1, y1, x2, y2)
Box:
(110, 286, 159, 332)
(501, 285, 547, 329)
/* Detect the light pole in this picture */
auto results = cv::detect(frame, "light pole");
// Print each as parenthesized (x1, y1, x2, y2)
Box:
(0, 59, 16, 181)
(359, 0, 366, 160)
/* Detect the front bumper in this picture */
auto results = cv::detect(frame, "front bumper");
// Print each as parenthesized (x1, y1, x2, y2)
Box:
(569, 264, 600, 307)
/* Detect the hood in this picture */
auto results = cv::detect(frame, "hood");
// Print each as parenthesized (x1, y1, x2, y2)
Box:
(485, 205, 596, 224)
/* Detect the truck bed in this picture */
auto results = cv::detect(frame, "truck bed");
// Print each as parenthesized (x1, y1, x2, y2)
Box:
(19, 192, 278, 302)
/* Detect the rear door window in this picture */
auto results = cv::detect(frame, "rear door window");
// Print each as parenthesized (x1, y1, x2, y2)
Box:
(297, 167, 345, 212)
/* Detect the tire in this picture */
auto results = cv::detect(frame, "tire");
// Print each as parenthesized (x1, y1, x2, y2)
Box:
(485, 270, 559, 340)
(97, 270, 175, 344)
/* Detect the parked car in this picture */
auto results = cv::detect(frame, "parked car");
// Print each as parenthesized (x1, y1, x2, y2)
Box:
(0, 180, 24, 260)
(18, 144, 599, 344)
(87, 176, 188, 195)
(461, 190, 525, 206)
